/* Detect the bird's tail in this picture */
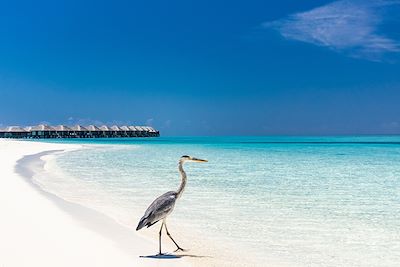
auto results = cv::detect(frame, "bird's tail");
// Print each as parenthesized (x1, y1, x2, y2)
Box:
(136, 216, 147, 231)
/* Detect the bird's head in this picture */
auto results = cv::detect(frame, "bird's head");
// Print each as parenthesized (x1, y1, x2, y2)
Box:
(180, 155, 208, 163)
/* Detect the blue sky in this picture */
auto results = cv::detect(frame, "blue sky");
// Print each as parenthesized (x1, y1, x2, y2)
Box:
(0, 0, 399, 135)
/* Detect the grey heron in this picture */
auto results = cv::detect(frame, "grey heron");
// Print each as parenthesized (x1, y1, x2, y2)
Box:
(136, 155, 208, 255)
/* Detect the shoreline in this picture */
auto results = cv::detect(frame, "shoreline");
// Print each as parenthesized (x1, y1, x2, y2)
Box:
(30, 141, 259, 267)
(0, 140, 189, 267)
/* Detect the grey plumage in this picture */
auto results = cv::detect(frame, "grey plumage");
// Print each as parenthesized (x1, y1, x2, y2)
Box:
(136, 155, 207, 255)
(136, 191, 177, 230)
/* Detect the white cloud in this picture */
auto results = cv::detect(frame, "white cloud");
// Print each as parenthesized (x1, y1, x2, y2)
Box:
(66, 117, 104, 125)
(263, 0, 400, 61)
(145, 118, 154, 126)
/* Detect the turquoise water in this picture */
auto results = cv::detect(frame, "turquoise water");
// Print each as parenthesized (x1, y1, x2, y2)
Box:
(35, 137, 400, 266)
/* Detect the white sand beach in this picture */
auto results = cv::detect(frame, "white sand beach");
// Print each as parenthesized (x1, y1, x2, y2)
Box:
(0, 140, 190, 267)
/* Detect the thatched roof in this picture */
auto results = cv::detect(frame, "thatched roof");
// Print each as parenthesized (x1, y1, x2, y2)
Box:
(0, 124, 159, 135)
(140, 126, 153, 132)
(86, 125, 101, 131)
(98, 125, 109, 131)
(70, 125, 88, 131)
(6, 126, 27, 132)
(53, 125, 72, 131)
(110, 125, 121, 131)
(120, 126, 130, 131)
(30, 124, 55, 131)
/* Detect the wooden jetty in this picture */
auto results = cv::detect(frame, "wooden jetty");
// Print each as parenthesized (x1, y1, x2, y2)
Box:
(0, 124, 160, 139)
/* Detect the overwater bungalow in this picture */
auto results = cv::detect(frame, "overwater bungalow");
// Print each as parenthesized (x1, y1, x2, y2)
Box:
(133, 126, 143, 137)
(29, 124, 57, 138)
(99, 125, 111, 137)
(143, 127, 153, 137)
(119, 126, 130, 137)
(142, 126, 154, 136)
(4, 126, 28, 138)
(70, 125, 89, 138)
(0, 124, 159, 139)
(53, 125, 74, 138)
(128, 126, 138, 137)
(110, 125, 121, 137)
(86, 125, 102, 138)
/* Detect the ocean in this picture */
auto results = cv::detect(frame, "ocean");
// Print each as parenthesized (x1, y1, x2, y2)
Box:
(32, 136, 400, 266)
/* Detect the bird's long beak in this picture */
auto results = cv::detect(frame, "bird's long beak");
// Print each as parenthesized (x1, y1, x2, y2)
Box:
(191, 157, 208, 162)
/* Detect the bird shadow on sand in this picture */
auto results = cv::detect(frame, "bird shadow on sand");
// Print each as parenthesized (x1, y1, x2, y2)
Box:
(140, 252, 211, 259)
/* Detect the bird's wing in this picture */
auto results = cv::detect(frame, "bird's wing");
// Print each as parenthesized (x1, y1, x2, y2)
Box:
(136, 191, 177, 230)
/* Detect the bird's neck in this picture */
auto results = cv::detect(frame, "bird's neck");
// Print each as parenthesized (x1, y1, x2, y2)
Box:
(176, 161, 187, 198)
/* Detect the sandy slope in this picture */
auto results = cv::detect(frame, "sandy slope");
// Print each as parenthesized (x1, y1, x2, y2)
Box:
(0, 139, 189, 267)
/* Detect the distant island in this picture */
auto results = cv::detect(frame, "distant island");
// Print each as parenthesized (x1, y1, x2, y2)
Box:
(0, 124, 160, 139)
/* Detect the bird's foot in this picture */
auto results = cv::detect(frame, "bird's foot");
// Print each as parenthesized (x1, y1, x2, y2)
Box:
(174, 247, 188, 252)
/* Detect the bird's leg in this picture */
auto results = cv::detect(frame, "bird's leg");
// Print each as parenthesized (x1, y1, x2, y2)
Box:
(158, 222, 164, 255)
(164, 221, 187, 252)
